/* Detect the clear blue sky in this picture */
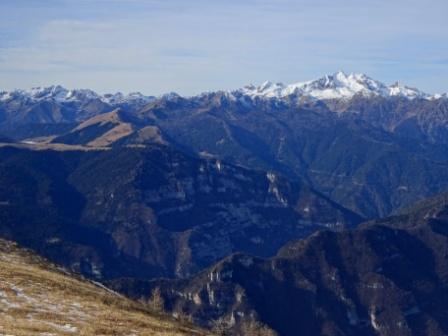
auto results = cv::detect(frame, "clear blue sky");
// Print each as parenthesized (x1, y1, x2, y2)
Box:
(0, 0, 447, 95)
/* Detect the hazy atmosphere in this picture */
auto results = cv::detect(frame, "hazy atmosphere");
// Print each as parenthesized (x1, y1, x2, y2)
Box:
(1, 0, 447, 95)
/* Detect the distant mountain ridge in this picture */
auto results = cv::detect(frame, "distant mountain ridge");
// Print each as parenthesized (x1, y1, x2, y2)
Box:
(0, 84, 155, 106)
(1, 71, 446, 103)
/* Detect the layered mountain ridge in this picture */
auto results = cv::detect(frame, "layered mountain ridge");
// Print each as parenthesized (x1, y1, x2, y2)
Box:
(2, 73, 448, 219)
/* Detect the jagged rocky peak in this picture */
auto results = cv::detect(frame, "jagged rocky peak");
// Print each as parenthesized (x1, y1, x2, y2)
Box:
(27, 85, 69, 100)
(388, 81, 428, 99)
(20, 85, 102, 103)
(236, 71, 438, 100)
(102, 91, 156, 105)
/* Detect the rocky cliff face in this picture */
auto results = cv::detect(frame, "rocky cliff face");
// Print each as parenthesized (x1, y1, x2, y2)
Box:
(0, 144, 360, 280)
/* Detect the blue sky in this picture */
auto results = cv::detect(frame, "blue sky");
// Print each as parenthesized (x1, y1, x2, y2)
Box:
(0, 0, 447, 95)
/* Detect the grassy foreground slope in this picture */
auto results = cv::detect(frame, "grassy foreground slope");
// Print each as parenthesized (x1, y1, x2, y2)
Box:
(0, 239, 208, 336)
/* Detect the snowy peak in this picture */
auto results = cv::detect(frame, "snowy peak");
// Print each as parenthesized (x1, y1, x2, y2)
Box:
(388, 82, 428, 99)
(27, 85, 70, 101)
(102, 92, 154, 105)
(241, 81, 286, 98)
(290, 71, 389, 100)
(238, 71, 435, 101)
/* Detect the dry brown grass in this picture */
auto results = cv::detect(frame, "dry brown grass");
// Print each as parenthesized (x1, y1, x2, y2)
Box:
(0, 142, 109, 152)
(72, 110, 121, 131)
(0, 239, 210, 336)
(86, 123, 134, 147)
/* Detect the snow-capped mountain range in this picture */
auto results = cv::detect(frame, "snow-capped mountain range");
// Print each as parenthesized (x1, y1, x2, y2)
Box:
(237, 71, 445, 100)
(0, 85, 155, 105)
(0, 71, 446, 104)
